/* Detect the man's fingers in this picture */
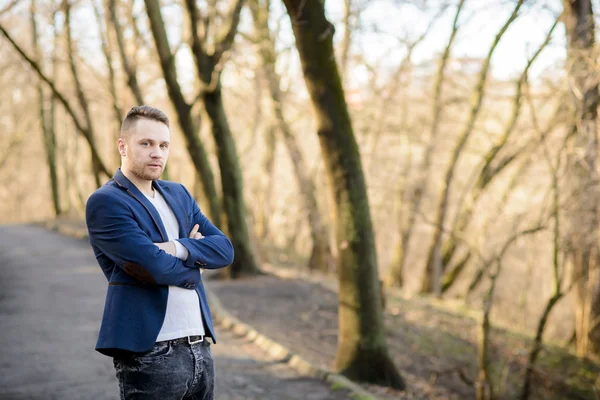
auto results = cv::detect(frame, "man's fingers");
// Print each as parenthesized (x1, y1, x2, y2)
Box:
(189, 224, 199, 238)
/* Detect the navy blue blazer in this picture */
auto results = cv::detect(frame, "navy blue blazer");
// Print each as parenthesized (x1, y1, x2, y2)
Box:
(85, 169, 233, 357)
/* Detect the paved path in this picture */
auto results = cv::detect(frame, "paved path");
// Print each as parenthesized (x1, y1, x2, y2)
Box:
(0, 225, 351, 400)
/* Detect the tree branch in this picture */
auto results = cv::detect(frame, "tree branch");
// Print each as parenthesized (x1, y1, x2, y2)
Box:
(214, 0, 245, 64)
(184, 0, 210, 83)
(0, 0, 20, 17)
(64, 0, 107, 183)
(0, 22, 110, 177)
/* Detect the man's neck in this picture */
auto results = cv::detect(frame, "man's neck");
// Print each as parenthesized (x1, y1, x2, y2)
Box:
(121, 168, 154, 197)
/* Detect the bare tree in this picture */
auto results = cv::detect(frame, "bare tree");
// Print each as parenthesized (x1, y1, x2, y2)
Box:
(31, 0, 61, 216)
(519, 74, 570, 400)
(281, 0, 405, 388)
(465, 101, 567, 296)
(143, 0, 221, 227)
(256, 124, 276, 240)
(475, 224, 544, 400)
(385, 0, 462, 288)
(63, 0, 106, 187)
(182, 0, 261, 277)
(92, 0, 122, 132)
(108, 0, 144, 106)
(0, 23, 111, 179)
(250, 0, 334, 272)
(562, 0, 600, 357)
(338, 0, 365, 81)
(421, 0, 525, 295)
(440, 16, 560, 292)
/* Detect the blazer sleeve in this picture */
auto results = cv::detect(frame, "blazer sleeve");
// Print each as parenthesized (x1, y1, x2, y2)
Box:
(86, 190, 201, 288)
(176, 185, 234, 269)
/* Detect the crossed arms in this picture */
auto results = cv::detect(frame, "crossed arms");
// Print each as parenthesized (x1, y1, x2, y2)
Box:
(86, 188, 234, 288)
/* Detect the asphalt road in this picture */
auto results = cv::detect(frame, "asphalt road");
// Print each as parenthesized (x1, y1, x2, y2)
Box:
(0, 225, 350, 400)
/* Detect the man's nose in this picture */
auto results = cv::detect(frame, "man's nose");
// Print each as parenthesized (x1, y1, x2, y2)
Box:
(150, 150, 163, 159)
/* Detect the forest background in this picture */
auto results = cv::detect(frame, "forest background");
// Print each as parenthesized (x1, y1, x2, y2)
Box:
(1, 0, 600, 398)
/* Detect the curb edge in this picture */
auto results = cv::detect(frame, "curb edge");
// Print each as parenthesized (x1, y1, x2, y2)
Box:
(205, 290, 379, 400)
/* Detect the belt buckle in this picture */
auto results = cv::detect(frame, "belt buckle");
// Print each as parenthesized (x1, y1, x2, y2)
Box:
(188, 335, 204, 345)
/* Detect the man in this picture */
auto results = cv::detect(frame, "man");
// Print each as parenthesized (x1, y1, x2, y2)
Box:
(86, 105, 234, 399)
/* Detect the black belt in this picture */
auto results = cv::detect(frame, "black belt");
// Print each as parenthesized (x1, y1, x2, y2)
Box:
(167, 335, 211, 346)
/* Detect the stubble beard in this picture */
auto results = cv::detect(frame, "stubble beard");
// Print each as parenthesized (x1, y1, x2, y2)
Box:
(131, 160, 163, 181)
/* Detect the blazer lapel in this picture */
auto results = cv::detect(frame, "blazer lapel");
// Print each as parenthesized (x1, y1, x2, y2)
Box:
(112, 169, 169, 242)
(155, 181, 189, 239)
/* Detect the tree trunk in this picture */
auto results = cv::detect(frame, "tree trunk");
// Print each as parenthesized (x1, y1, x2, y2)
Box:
(42, 82, 61, 216)
(386, 239, 405, 287)
(144, 0, 221, 226)
(203, 88, 261, 278)
(520, 294, 562, 399)
(71, 126, 87, 214)
(520, 132, 567, 399)
(108, 0, 144, 105)
(93, 0, 122, 131)
(563, 0, 600, 357)
(281, 0, 404, 388)
(257, 125, 275, 241)
(251, 0, 334, 272)
(476, 225, 543, 399)
(31, 0, 61, 217)
(421, 0, 524, 295)
(476, 271, 495, 400)
(339, 0, 352, 80)
(64, 0, 103, 188)
(183, 0, 260, 278)
(62, 125, 73, 214)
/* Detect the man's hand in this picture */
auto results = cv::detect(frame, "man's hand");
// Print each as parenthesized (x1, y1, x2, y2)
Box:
(189, 224, 205, 274)
(153, 225, 203, 262)
(155, 241, 176, 256)
(189, 224, 205, 240)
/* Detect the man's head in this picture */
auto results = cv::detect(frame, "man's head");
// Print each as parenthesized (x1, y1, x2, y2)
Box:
(118, 105, 170, 182)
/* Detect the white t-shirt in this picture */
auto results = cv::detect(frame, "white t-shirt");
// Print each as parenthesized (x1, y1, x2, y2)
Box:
(143, 189, 205, 341)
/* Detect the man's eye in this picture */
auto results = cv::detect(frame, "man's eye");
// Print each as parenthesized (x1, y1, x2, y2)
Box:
(141, 142, 149, 146)
(160, 144, 169, 149)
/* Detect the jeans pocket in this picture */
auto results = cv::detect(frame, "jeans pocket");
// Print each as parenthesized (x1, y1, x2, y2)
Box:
(134, 341, 172, 362)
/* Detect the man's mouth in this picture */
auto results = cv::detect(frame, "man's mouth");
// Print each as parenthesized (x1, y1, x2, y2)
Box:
(148, 163, 162, 168)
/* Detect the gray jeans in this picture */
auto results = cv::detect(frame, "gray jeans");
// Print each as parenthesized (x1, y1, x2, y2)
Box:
(113, 338, 214, 400)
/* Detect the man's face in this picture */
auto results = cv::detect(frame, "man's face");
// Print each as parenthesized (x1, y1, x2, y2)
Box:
(118, 118, 170, 182)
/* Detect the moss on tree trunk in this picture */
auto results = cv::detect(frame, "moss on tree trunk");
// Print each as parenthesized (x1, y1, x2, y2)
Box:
(203, 88, 261, 278)
(281, 0, 404, 389)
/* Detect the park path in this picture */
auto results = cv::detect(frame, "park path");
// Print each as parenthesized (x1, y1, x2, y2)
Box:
(0, 224, 351, 400)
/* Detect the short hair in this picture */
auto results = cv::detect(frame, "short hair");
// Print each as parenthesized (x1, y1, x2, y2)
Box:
(120, 105, 170, 139)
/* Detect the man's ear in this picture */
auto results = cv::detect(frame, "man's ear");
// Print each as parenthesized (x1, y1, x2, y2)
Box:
(118, 138, 127, 157)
